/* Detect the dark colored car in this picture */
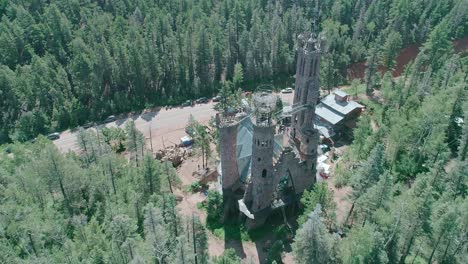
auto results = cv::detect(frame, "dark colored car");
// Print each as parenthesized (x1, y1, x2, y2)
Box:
(82, 122, 94, 129)
(47, 132, 60, 140)
(196, 97, 209, 104)
(181, 100, 192, 107)
(104, 115, 116, 123)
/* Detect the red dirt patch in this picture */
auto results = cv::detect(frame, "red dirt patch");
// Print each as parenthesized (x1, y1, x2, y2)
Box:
(347, 36, 468, 80)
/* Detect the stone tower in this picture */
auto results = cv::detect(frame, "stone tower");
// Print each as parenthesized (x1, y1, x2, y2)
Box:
(292, 32, 325, 186)
(246, 92, 277, 228)
(292, 33, 323, 160)
(292, 33, 324, 144)
(216, 114, 240, 219)
(217, 114, 240, 191)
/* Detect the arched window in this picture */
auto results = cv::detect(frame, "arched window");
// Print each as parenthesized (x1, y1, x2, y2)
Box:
(262, 169, 267, 178)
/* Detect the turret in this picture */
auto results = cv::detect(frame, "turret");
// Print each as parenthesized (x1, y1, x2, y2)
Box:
(216, 113, 241, 221)
(250, 92, 277, 213)
(292, 32, 325, 139)
(217, 114, 240, 191)
(291, 31, 325, 191)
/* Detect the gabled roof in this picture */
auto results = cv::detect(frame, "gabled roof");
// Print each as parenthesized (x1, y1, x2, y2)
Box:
(321, 92, 364, 116)
(236, 117, 253, 182)
(334, 89, 348, 98)
(235, 116, 284, 182)
(315, 103, 344, 125)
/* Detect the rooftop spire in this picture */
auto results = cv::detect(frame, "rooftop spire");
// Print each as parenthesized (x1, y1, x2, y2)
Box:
(311, 0, 320, 34)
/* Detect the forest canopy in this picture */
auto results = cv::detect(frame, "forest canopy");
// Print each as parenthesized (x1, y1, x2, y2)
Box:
(1, 0, 466, 143)
(0, 0, 467, 263)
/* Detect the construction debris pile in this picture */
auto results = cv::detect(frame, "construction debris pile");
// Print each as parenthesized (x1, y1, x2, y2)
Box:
(193, 167, 218, 184)
(155, 145, 192, 167)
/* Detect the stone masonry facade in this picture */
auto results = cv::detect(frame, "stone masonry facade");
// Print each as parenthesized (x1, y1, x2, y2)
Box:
(217, 32, 325, 229)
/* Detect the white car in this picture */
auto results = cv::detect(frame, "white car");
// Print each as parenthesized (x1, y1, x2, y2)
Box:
(281, 87, 293, 93)
(47, 132, 60, 140)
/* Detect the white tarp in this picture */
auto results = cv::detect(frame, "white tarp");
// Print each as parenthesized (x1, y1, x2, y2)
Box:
(318, 163, 330, 174)
(317, 154, 328, 163)
(238, 199, 254, 219)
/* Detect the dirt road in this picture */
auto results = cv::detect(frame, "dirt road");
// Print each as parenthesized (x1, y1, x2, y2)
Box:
(53, 103, 216, 153)
(54, 93, 294, 153)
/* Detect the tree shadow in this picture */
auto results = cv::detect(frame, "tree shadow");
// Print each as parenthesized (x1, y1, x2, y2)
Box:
(217, 202, 300, 263)
(252, 208, 298, 264)
(140, 108, 160, 122)
(254, 240, 268, 264)
(115, 117, 129, 127)
(223, 220, 247, 259)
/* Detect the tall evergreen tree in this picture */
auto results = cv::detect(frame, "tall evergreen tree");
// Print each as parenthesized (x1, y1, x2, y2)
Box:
(292, 205, 336, 264)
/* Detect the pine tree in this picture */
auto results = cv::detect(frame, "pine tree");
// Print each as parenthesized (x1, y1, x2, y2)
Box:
(365, 45, 379, 96)
(125, 120, 145, 165)
(143, 203, 170, 263)
(397, 171, 436, 264)
(191, 215, 208, 264)
(233, 63, 244, 89)
(427, 198, 463, 263)
(381, 30, 402, 70)
(299, 182, 336, 229)
(196, 26, 212, 96)
(357, 171, 394, 227)
(292, 205, 336, 264)
(214, 81, 238, 115)
(211, 249, 241, 264)
(339, 225, 388, 263)
(346, 144, 385, 226)
(140, 154, 161, 198)
(108, 214, 140, 263)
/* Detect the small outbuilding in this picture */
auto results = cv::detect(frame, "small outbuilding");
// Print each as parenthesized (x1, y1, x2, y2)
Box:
(315, 89, 364, 138)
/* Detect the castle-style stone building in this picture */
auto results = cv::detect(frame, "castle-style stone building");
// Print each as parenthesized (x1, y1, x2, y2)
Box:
(216, 32, 325, 229)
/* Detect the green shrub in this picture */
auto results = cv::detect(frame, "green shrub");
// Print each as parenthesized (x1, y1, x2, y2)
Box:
(187, 181, 202, 193)
(196, 202, 205, 210)
(273, 225, 289, 240)
(206, 190, 223, 227)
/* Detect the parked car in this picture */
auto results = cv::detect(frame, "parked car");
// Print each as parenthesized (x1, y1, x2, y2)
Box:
(82, 122, 94, 129)
(196, 97, 209, 104)
(104, 115, 116, 123)
(212, 95, 221, 102)
(180, 136, 193, 146)
(181, 100, 192, 107)
(47, 132, 60, 140)
(281, 87, 294, 93)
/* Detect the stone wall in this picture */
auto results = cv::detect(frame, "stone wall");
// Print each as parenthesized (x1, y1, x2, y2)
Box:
(218, 121, 240, 191)
(250, 124, 275, 213)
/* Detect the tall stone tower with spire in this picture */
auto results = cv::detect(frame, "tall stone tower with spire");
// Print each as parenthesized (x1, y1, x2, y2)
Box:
(292, 31, 325, 175)
(217, 29, 326, 230)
